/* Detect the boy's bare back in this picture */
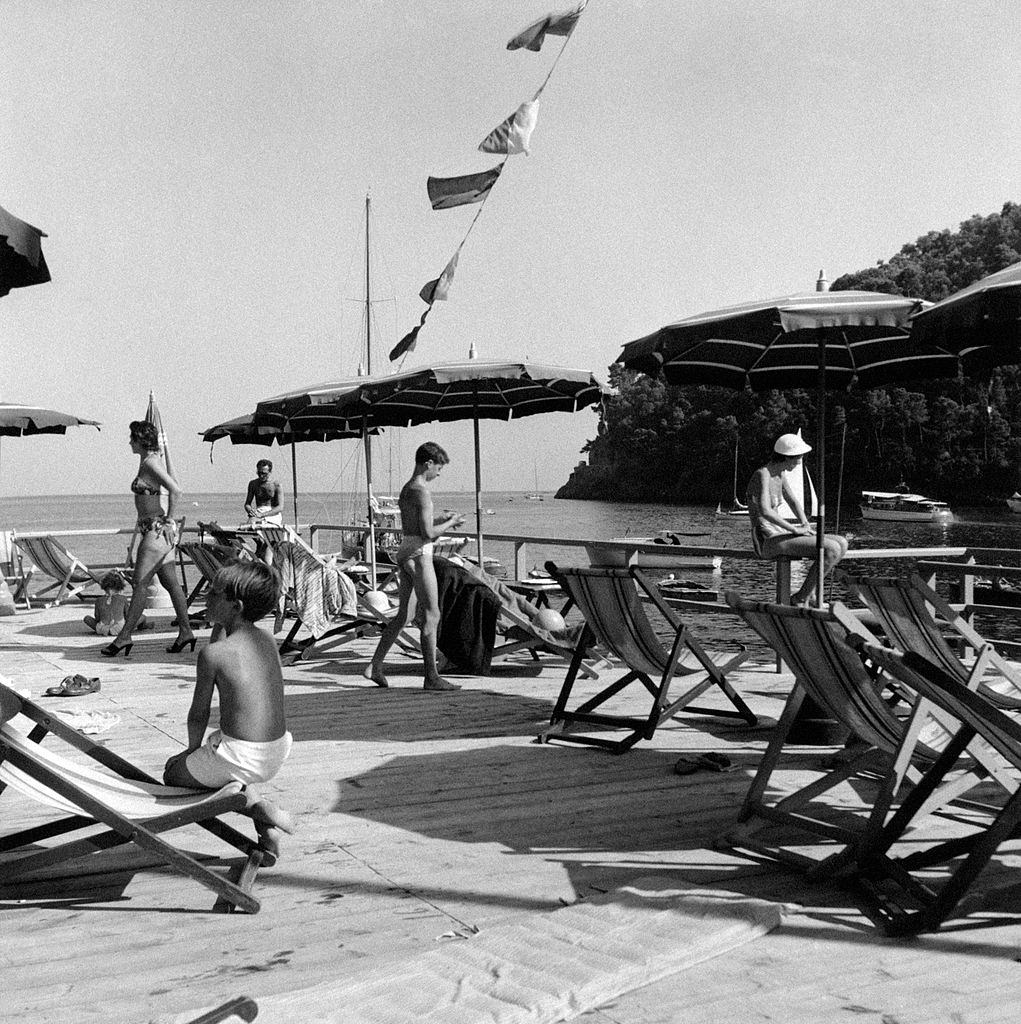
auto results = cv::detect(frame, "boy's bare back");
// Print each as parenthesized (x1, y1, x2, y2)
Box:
(200, 625, 286, 743)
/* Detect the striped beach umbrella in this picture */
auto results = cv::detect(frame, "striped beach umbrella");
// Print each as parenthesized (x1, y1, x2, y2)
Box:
(910, 261, 1021, 373)
(618, 290, 955, 606)
(256, 361, 606, 560)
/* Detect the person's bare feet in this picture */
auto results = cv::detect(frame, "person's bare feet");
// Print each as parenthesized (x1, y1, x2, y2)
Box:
(249, 799, 295, 835)
(424, 677, 461, 691)
(255, 823, 284, 859)
(363, 664, 389, 688)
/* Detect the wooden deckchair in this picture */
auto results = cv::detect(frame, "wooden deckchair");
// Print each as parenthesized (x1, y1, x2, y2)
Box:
(839, 571, 1021, 710)
(12, 534, 106, 607)
(537, 564, 752, 754)
(855, 644, 1021, 935)
(0, 677, 266, 913)
(0, 530, 31, 609)
(722, 593, 1009, 877)
(273, 541, 419, 661)
(179, 540, 248, 610)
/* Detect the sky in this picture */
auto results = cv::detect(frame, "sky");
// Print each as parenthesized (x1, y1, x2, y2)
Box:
(1, 0, 1018, 499)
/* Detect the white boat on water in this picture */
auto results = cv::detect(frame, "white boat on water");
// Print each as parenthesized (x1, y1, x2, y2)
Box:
(585, 534, 722, 571)
(860, 490, 954, 522)
(1007, 493, 1021, 514)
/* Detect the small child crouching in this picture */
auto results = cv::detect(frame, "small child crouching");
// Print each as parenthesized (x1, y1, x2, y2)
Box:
(163, 560, 293, 856)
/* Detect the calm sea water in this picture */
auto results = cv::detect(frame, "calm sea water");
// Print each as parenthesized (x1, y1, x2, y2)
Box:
(4, 491, 1021, 651)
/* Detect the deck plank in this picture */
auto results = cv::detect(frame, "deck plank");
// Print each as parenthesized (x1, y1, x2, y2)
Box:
(3, 605, 1021, 1023)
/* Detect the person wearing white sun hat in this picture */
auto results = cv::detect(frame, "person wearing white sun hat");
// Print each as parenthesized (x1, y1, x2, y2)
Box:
(745, 432, 848, 605)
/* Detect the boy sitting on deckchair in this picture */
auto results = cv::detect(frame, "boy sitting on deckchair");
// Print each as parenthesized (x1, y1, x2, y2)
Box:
(164, 560, 294, 856)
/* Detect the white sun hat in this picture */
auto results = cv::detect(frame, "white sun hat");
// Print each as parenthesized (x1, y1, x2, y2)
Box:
(774, 433, 812, 457)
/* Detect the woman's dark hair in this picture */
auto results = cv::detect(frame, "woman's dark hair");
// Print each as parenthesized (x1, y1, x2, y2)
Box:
(213, 560, 281, 622)
(129, 420, 161, 452)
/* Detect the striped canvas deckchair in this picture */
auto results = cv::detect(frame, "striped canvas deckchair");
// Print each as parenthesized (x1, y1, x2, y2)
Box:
(537, 564, 752, 754)
(0, 530, 31, 609)
(179, 541, 248, 609)
(722, 594, 1010, 878)
(12, 535, 106, 607)
(839, 571, 1021, 710)
(0, 677, 266, 913)
(856, 644, 1021, 935)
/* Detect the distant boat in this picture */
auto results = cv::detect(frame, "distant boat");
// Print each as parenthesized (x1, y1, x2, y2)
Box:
(718, 436, 749, 515)
(525, 462, 542, 500)
(860, 490, 954, 522)
(1007, 492, 1021, 514)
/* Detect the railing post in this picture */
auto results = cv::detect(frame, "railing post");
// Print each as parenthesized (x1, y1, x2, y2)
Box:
(773, 557, 792, 672)
(514, 541, 527, 581)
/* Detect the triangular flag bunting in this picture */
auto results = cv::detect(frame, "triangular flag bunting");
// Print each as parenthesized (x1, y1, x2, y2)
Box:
(419, 250, 460, 303)
(390, 309, 430, 362)
(506, 1, 587, 52)
(427, 164, 503, 210)
(479, 99, 540, 155)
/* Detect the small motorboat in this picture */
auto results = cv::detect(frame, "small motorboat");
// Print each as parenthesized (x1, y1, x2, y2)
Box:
(859, 491, 954, 523)
(1006, 493, 1021, 514)
(656, 576, 719, 603)
(585, 531, 722, 571)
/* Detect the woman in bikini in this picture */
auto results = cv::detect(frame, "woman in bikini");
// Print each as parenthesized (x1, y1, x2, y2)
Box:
(746, 433, 848, 606)
(101, 420, 196, 656)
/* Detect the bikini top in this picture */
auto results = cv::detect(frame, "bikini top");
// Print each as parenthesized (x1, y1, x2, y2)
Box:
(131, 476, 161, 496)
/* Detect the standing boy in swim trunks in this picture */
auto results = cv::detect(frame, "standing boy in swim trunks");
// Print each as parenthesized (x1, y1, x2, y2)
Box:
(163, 560, 294, 855)
(364, 441, 466, 691)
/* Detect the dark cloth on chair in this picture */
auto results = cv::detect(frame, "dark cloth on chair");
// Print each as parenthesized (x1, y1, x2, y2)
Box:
(434, 557, 500, 674)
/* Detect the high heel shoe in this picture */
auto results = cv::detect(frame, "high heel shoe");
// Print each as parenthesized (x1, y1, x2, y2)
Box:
(100, 640, 133, 657)
(166, 636, 197, 654)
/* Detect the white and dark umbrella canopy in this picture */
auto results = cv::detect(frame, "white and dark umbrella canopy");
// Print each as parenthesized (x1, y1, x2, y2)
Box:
(619, 291, 953, 390)
(909, 261, 1021, 373)
(0, 403, 99, 437)
(0, 204, 51, 298)
(200, 411, 370, 447)
(256, 361, 605, 427)
(255, 361, 607, 562)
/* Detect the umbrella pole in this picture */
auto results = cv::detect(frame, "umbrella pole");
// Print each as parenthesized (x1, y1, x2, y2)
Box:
(291, 439, 299, 529)
(473, 391, 483, 564)
(363, 418, 377, 590)
(815, 330, 827, 607)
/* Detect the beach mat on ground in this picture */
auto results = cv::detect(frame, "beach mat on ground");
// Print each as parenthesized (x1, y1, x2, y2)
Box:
(169, 876, 785, 1024)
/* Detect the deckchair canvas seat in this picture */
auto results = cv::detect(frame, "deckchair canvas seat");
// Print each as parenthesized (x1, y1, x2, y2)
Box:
(0, 678, 266, 913)
(12, 535, 107, 607)
(721, 593, 1010, 882)
(539, 564, 752, 754)
(840, 571, 1021, 710)
(855, 644, 1021, 935)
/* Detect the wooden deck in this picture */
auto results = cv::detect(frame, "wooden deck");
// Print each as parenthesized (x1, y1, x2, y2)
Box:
(3, 600, 1021, 1024)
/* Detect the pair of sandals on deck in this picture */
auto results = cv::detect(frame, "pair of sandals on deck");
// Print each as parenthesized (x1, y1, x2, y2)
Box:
(45, 674, 101, 697)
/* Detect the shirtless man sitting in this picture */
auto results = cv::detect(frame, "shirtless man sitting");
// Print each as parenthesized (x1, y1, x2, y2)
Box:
(363, 441, 466, 691)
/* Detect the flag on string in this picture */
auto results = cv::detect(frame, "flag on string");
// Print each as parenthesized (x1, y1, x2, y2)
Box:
(419, 250, 460, 303)
(390, 309, 430, 362)
(479, 99, 540, 155)
(506, 1, 587, 52)
(427, 164, 503, 210)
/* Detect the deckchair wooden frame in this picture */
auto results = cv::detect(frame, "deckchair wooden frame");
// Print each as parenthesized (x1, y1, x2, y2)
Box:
(538, 564, 752, 755)
(0, 678, 266, 913)
(855, 644, 1021, 935)
(179, 540, 249, 609)
(840, 570, 1021, 710)
(722, 593, 1009, 879)
(12, 534, 106, 607)
(0, 530, 31, 609)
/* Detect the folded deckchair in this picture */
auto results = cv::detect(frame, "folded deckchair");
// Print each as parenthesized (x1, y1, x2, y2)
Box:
(855, 643, 1021, 935)
(537, 564, 752, 754)
(722, 593, 1010, 877)
(0, 676, 266, 913)
(12, 534, 106, 607)
(839, 570, 1021, 710)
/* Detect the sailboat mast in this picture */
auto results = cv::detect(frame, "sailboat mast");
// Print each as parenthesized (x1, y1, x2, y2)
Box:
(362, 194, 377, 586)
